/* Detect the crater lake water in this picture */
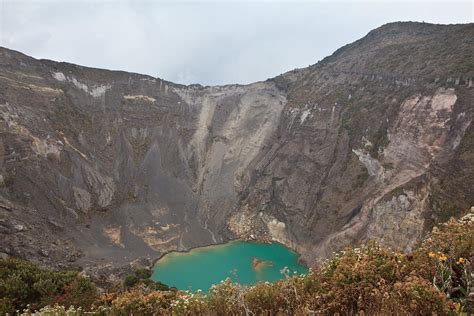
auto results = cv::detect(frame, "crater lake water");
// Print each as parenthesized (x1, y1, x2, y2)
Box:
(151, 241, 308, 292)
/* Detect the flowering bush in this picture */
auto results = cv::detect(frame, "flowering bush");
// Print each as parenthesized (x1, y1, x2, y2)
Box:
(207, 278, 246, 315)
(170, 290, 209, 315)
(105, 288, 171, 315)
(416, 216, 473, 312)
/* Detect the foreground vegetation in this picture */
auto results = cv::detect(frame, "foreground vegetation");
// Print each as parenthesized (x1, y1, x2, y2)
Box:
(1, 212, 472, 315)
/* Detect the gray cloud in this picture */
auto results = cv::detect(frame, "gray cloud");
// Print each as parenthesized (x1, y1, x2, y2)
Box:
(0, 1, 472, 85)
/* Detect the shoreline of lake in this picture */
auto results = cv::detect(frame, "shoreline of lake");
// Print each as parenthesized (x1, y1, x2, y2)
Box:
(151, 240, 309, 292)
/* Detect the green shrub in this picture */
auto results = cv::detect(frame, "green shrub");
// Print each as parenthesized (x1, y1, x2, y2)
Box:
(123, 268, 171, 291)
(0, 258, 98, 314)
(123, 274, 139, 288)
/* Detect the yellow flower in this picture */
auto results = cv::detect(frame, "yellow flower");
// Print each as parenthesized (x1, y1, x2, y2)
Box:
(438, 253, 448, 262)
(456, 257, 467, 265)
(428, 252, 436, 258)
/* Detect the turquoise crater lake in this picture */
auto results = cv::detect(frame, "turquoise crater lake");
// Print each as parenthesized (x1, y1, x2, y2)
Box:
(151, 241, 308, 292)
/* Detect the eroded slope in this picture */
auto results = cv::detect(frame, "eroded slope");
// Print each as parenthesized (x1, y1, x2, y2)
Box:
(0, 22, 473, 273)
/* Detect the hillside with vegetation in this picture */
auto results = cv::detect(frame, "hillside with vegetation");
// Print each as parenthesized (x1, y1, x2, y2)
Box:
(2, 209, 472, 315)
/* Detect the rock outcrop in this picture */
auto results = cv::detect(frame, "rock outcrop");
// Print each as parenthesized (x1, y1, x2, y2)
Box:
(0, 22, 473, 271)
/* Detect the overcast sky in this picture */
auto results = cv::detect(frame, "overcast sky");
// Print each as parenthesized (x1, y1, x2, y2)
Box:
(0, 1, 472, 85)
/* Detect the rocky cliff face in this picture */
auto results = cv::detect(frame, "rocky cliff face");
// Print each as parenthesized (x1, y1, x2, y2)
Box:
(0, 22, 473, 273)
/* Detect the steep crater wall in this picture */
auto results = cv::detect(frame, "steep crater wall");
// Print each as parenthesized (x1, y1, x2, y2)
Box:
(0, 22, 473, 272)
